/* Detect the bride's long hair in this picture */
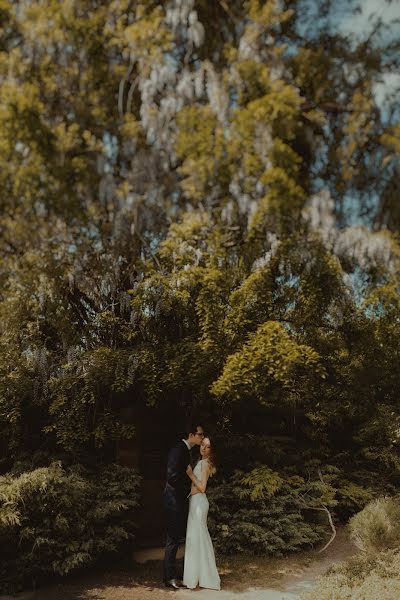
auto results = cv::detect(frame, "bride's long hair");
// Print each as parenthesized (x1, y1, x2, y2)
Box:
(203, 436, 217, 477)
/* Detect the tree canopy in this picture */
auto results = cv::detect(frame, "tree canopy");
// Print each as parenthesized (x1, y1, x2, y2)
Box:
(0, 0, 399, 485)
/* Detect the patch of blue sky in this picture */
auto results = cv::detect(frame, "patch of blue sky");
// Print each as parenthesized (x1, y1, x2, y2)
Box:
(296, 1, 399, 229)
(295, 0, 399, 41)
(335, 0, 399, 43)
(103, 131, 118, 170)
(337, 0, 400, 117)
(296, 0, 400, 108)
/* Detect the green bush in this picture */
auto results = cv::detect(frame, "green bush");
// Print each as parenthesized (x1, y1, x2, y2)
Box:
(207, 466, 327, 556)
(0, 462, 141, 593)
(349, 496, 400, 553)
(334, 480, 374, 520)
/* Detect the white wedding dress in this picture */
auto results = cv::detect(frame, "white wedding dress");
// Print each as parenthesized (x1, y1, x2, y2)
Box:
(183, 459, 221, 590)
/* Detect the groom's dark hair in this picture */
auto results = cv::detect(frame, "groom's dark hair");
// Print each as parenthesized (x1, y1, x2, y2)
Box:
(184, 420, 203, 438)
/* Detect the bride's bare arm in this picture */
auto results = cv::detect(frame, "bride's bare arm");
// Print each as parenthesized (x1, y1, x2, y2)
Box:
(186, 461, 210, 494)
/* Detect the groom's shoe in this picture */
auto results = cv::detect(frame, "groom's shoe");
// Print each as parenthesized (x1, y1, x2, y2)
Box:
(165, 578, 181, 590)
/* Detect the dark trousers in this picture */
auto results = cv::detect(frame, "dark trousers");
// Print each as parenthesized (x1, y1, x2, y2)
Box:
(163, 503, 188, 581)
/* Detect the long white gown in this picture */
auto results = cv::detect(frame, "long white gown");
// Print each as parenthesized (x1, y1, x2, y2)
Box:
(183, 459, 221, 590)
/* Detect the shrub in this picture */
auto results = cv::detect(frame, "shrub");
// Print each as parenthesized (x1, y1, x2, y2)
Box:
(349, 496, 400, 553)
(0, 462, 141, 593)
(334, 480, 374, 520)
(302, 496, 400, 600)
(207, 466, 327, 556)
(302, 549, 400, 600)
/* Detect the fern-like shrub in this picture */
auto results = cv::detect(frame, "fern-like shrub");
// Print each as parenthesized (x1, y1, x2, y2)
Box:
(207, 466, 327, 555)
(0, 462, 141, 593)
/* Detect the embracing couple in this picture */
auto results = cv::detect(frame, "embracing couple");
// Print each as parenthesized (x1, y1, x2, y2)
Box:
(163, 422, 220, 591)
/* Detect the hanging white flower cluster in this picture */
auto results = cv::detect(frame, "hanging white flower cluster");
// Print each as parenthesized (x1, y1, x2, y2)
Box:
(166, 0, 195, 31)
(254, 123, 273, 170)
(166, 0, 205, 47)
(228, 174, 261, 232)
(303, 189, 397, 273)
(146, 59, 227, 129)
(233, 3, 287, 110)
(266, 230, 280, 258)
(251, 232, 280, 272)
(229, 178, 252, 215)
(169, 61, 228, 123)
(238, 24, 262, 62)
(132, 47, 178, 150)
(237, 10, 278, 64)
(251, 254, 269, 271)
(204, 61, 229, 123)
(176, 68, 194, 101)
(132, 1, 209, 155)
(302, 189, 336, 244)
(221, 200, 235, 225)
(334, 226, 396, 273)
(172, 240, 204, 268)
(251, 232, 281, 271)
(15, 140, 30, 157)
(187, 9, 205, 48)
(194, 247, 203, 265)
(140, 85, 179, 149)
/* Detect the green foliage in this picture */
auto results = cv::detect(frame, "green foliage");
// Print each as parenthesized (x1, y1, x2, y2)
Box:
(1, 0, 399, 470)
(45, 347, 136, 452)
(207, 465, 334, 556)
(239, 466, 284, 501)
(335, 481, 374, 520)
(0, 462, 141, 593)
(211, 321, 325, 405)
(0, 0, 400, 587)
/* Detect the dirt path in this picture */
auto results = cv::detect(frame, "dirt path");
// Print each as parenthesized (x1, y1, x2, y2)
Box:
(1, 527, 357, 600)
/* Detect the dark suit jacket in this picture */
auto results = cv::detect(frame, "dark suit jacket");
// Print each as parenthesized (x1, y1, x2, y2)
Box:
(163, 440, 192, 511)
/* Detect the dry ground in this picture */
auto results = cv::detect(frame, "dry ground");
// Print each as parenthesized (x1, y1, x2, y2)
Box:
(1, 527, 357, 600)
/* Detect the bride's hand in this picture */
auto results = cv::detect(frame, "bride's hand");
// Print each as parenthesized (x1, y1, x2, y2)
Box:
(186, 465, 193, 478)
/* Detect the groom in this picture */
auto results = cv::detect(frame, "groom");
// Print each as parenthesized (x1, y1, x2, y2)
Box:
(163, 421, 205, 589)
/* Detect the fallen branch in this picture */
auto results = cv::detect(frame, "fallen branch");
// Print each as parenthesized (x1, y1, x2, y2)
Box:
(317, 504, 337, 553)
(298, 468, 337, 553)
(300, 504, 337, 553)
(317, 468, 337, 552)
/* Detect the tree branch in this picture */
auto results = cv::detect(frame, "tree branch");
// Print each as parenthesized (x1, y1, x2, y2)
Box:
(218, 0, 238, 23)
(118, 62, 135, 117)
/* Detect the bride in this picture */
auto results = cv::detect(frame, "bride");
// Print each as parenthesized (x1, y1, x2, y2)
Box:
(183, 436, 221, 591)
